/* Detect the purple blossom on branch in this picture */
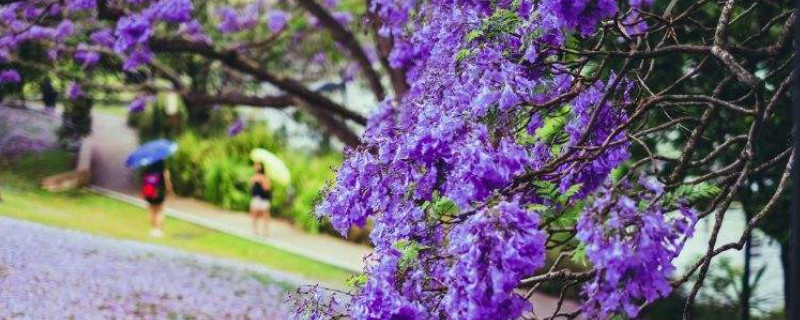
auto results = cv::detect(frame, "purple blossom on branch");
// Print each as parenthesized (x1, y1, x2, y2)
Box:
(577, 179, 697, 318)
(67, 82, 84, 100)
(128, 95, 152, 113)
(90, 28, 116, 48)
(123, 46, 154, 71)
(267, 10, 289, 32)
(66, 0, 96, 13)
(0, 69, 20, 83)
(228, 117, 244, 136)
(74, 44, 100, 67)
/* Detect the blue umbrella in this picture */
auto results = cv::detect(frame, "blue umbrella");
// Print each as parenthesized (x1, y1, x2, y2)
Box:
(125, 139, 178, 168)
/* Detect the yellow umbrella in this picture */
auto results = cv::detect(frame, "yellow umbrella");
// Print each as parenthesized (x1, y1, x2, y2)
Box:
(250, 148, 291, 185)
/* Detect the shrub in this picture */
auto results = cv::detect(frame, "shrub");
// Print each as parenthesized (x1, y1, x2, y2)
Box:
(166, 124, 341, 234)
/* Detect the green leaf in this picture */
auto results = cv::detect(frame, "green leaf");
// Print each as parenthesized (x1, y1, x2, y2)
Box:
(571, 243, 589, 267)
(394, 240, 428, 271)
(466, 29, 483, 42)
(557, 183, 583, 204)
(664, 182, 721, 204)
(527, 204, 549, 212)
(455, 49, 474, 62)
(346, 274, 368, 289)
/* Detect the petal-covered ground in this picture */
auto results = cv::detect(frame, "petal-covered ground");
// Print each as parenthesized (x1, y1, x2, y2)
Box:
(0, 217, 291, 319)
(0, 106, 59, 158)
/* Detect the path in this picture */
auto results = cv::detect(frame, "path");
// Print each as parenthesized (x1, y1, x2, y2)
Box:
(88, 110, 371, 273)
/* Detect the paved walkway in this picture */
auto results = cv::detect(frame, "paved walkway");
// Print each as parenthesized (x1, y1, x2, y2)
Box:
(88, 111, 371, 273)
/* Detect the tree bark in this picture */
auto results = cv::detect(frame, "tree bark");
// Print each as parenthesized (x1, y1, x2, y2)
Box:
(740, 234, 751, 320)
(781, 243, 791, 320)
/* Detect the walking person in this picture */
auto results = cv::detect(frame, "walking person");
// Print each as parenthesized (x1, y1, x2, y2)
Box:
(125, 139, 179, 238)
(141, 160, 172, 238)
(250, 161, 272, 237)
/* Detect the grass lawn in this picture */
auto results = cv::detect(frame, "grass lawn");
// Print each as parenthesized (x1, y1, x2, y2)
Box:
(0, 150, 354, 286)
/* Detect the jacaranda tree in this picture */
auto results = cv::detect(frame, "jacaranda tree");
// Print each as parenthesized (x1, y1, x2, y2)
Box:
(0, 0, 793, 319)
(0, 0, 396, 146)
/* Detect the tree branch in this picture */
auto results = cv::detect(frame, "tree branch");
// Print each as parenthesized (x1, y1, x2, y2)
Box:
(295, 0, 386, 100)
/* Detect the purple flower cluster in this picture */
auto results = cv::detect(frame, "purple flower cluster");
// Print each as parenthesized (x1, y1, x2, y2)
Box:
(305, 1, 699, 319)
(268, 10, 290, 33)
(0, 217, 290, 319)
(67, 81, 84, 100)
(228, 117, 245, 136)
(74, 43, 100, 68)
(0, 69, 20, 83)
(217, 0, 264, 33)
(128, 94, 153, 113)
(540, 0, 619, 35)
(66, 0, 96, 13)
(576, 178, 697, 318)
(0, 0, 198, 71)
(444, 202, 547, 320)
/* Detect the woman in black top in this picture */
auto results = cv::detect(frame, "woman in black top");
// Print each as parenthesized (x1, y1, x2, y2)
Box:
(141, 161, 172, 238)
(250, 161, 272, 236)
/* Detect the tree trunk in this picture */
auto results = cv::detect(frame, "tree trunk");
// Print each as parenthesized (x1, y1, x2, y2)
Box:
(781, 243, 791, 320)
(740, 234, 751, 320)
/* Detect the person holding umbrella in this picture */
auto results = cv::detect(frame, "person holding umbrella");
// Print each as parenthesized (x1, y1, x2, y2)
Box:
(249, 161, 272, 237)
(250, 148, 291, 237)
(126, 139, 177, 238)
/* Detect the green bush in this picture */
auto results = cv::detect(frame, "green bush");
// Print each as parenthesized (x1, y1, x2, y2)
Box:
(166, 124, 341, 234)
(201, 156, 251, 210)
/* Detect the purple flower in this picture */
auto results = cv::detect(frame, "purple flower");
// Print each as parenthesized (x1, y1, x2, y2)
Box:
(622, 12, 648, 36)
(128, 95, 151, 113)
(577, 180, 697, 318)
(66, 0, 96, 13)
(312, 52, 327, 65)
(74, 44, 100, 68)
(299, 2, 702, 320)
(114, 14, 152, 52)
(267, 10, 289, 32)
(217, 4, 259, 33)
(227, 118, 244, 136)
(123, 47, 154, 71)
(47, 48, 60, 61)
(217, 7, 242, 33)
(148, 0, 193, 23)
(68, 82, 84, 100)
(24, 7, 43, 20)
(181, 20, 211, 43)
(55, 20, 75, 41)
(331, 11, 352, 26)
(629, 0, 654, 8)
(0, 69, 21, 84)
(498, 83, 520, 110)
(444, 201, 547, 320)
(90, 28, 116, 48)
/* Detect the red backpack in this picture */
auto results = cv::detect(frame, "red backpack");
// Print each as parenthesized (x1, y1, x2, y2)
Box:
(141, 173, 163, 199)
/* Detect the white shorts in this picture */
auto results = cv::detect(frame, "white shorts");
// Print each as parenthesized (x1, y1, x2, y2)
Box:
(250, 197, 271, 211)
